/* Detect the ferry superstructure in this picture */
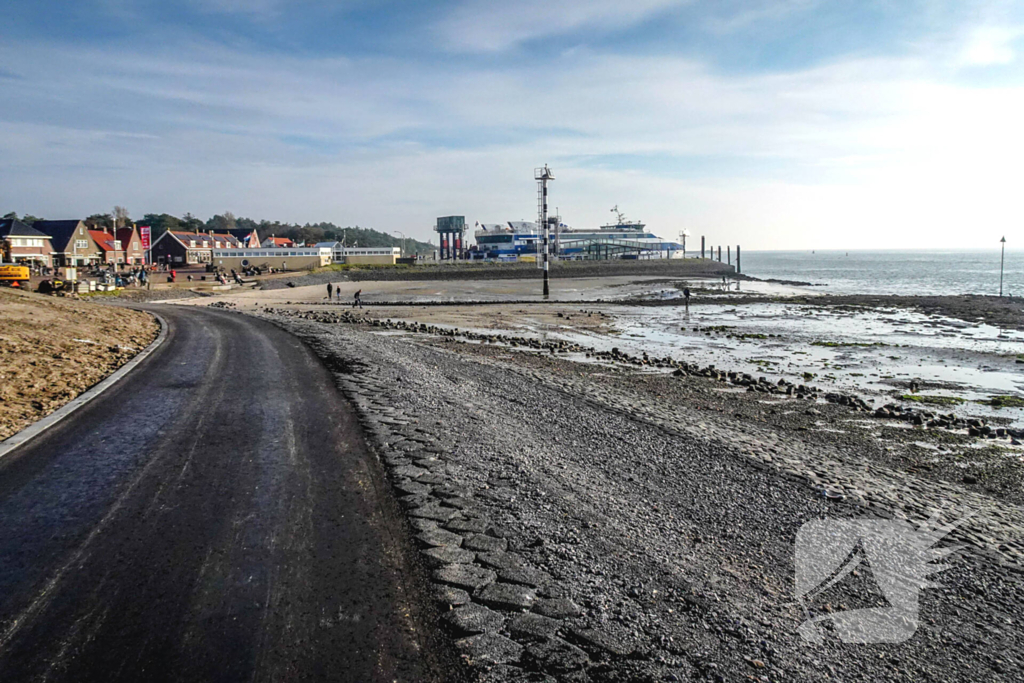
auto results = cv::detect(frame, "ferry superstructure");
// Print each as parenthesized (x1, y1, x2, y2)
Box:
(473, 214, 685, 260)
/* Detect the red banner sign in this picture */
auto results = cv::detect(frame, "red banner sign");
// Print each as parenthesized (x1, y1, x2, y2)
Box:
(139, 226, 151, 250)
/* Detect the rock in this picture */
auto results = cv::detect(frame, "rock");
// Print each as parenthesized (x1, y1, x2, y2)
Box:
(533, 598, 583, 619)
(434, 585, 471, 607)
(442, 603, 506, 635)
(463, 533, 509, 553)
(393, 464, 429, 478)
(421, 546, 476, 568)
(509, 613, 563, 642)
(963, 475, 978, 485)
(394, 479, 431, 496)
(409, 503, 460, 522)
(416, 528, 465, 548)
(523, 637, 590, 674)
(567, 627, 636, 659)
(476, 551, 524, 571)
(434, 564, 498, 592)
(445, 518, 490, 534)
(497, 564, 552, 588)
(409, 518, 439, 532)
(431, 484, 467, 499)
(455, 633, 524, 666)
(399, 494, 431, 509)
(476, 582, 538, 611)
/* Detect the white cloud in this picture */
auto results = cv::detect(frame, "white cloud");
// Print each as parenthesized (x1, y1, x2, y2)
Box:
(433, 0, 685, 52)
(960, 25, 1023, 65)
(2, 16, 1024, 249)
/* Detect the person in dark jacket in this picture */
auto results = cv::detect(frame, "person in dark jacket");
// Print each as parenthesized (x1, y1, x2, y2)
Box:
(327, 282, 333, 300)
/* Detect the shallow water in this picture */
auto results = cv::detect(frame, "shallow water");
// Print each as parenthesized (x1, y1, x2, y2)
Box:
(512, 302, 1024, 428)
(740, 249, 1021, 297)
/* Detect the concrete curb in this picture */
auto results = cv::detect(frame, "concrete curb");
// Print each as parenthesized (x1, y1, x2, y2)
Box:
(0, 311, 169, 462)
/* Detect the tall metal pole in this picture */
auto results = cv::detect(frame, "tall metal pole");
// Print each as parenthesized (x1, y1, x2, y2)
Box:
(1000, 236, 1006, 297)
(536, 165, 554, 298)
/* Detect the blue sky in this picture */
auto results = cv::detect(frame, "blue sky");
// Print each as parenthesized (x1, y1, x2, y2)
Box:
(1, 0, 1022, 248)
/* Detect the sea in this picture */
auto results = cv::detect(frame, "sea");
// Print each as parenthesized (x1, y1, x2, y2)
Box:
(739, 249, 1021, 297)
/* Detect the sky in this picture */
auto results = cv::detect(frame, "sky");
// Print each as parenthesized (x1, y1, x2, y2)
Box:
(1, 0, 1022, 249)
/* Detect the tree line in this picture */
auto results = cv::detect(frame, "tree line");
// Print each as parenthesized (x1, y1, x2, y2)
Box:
(3, 210, 436, 255)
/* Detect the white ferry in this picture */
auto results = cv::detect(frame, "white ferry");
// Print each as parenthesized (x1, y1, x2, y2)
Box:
(473, 207, 684, 260)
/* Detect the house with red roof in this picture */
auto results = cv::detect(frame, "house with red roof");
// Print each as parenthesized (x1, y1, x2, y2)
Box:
(89, 230, 125, 265)
(115, 226, 145, 265)
(260, 236, 295, 248)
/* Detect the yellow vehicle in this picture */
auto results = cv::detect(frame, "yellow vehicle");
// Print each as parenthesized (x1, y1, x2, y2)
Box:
(0, 264, 31, 288)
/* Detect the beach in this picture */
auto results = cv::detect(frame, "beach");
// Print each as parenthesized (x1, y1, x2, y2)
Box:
(172, 271, 1024, 680)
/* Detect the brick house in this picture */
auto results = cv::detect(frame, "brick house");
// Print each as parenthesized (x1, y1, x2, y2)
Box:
(261, 236, 295, 248)
(0, 219, 54, 267)
(33, 220, 102, 266)
(150, 230, 243, 265)
(116, 226, 145, 265)
(89, 230, 125, 265)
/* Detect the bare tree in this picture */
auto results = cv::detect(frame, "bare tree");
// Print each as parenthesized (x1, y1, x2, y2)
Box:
(113, 206, 130, 230)
(223, 211, 237, 230)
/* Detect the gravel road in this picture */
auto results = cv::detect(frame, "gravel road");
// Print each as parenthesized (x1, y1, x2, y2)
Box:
(263, 308, 1023, 682)
(0, 306, 454, 682)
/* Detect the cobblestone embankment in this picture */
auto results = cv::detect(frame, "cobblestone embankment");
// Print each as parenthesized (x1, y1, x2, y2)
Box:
(249, 306, 1022, 682)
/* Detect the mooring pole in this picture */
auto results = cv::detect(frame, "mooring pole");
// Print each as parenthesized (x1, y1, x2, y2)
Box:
(543, 229, 550, 298)
(1000, 236, 1006, 297)
(536, 165, 554, 299)
(701, 236, 705, 259)
(717, 246, 721, 262)
(727, 245, 731, 266)
(736, 245, 741, 274)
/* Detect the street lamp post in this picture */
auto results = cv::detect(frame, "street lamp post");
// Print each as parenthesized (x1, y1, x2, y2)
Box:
(393, 230, 406, 258)
(1000, 236, 1007, 297)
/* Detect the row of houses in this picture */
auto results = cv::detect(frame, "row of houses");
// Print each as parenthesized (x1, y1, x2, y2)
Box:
(0, 219, 146, 268)
(2, 218, 402, 269)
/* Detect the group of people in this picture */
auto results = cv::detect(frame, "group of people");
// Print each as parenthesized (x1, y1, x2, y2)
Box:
(90, 265, 150, 287)
(326, 282, 362, 308)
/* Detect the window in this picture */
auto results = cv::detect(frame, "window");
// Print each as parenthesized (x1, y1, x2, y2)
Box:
(75, 240, 88, 249)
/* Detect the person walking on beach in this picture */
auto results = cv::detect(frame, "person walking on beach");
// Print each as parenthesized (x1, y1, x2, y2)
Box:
(327, 282, 333, 300)
(353, 289, 362, 308)
(683, 286, 691, 306)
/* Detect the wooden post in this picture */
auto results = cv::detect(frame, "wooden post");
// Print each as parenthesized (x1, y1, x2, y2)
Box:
(736, 245, 741, 274)
(717, 246, 721, 262)
(727, 245, 731, 265)
(701, 236, 705, 259)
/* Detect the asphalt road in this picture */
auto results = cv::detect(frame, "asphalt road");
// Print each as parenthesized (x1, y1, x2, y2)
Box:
(0, 305, 446, 682)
